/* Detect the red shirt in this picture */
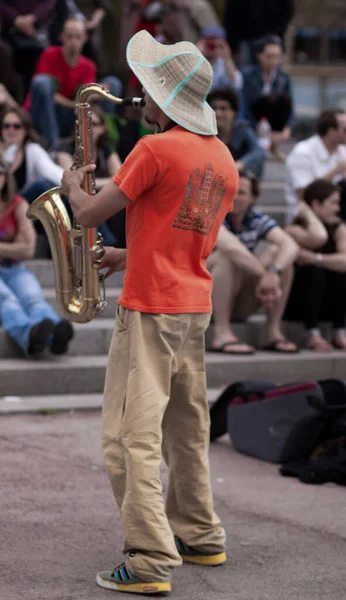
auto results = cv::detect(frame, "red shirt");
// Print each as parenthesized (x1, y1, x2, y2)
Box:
(0, 196, 23, 243)
(114, 127, 239, 313)
(24, 46, 96, 110)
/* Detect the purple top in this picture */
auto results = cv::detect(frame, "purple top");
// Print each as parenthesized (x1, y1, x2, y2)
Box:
(0, 0, 56, 33)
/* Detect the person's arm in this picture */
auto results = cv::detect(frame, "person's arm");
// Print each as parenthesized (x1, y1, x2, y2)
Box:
(95, 152, 122, 190)
(0, 83, 19, 109)
(61, 139, 159, 226)
(0, 200, 36, 261)
(236, 125, 266, 176)
(286, 201, 328, 249)
(216, 224, 265, 277)
(30, 0, 56, 25)
(86, 7, 106, 30)
(298, 224, 346, 272)
(56, 151, 73, 171)
(264, 225, 299, 269)
(30, 144, 64, 186)
(324, 159, 346, 181)
(285, 74, 294, 128)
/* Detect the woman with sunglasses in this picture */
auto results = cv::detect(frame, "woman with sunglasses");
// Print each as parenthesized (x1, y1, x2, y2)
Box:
(0, 157, 74, 357)
(0, 107, 63, 206)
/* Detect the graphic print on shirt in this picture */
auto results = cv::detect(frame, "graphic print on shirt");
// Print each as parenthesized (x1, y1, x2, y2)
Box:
(172, 163, 227, 236)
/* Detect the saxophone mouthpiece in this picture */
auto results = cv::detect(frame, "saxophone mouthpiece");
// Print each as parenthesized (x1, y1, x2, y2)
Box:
(123, 97, 145, 108)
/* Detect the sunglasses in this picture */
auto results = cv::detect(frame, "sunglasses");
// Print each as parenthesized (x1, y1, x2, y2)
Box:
(2, 123, 23, 130)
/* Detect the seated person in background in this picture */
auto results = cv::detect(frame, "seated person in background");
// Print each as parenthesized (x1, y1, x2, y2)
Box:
(0, 0, 55, 95)
(106, 107, 156, 248)
(0, 107, 63, 202)
(208, 87, 266, 178)
(208, 168, 298, 354)
(56, 103, 122, 245)
(0, 39, 23, 107)
(24, 17, 123, 149)
(197, 25, 242, 93)
(285, 109, 346, 224)
(56, 103, 122, 190)
(241, 35, 293, 160)
(0, 157, 74, 357)
(284, 179, 346, 352)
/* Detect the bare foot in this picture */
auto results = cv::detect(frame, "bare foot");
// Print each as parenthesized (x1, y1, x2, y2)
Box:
(211, 336, 255, 355)
(305, 334, 333, 352)
(333, 333, 346, 349)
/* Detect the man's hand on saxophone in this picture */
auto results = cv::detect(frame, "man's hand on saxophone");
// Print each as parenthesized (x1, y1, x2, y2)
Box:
(92, 247, 127, 278)
(61, 163, 129, 227)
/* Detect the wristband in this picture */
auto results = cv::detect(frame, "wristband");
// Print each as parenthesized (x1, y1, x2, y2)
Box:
(266, 264, 282, 276)
(315, 253, 324, 266)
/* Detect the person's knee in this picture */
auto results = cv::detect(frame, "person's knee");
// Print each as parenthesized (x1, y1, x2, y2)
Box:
(31, 74, 54, 96)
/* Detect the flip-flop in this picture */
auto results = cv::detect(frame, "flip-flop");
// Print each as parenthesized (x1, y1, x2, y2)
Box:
(209, 341, 255, 355)
(263, 338, 299, 353)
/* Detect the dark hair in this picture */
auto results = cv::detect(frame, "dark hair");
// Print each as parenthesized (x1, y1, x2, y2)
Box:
(257, 35, 282, 54)
(0, 154, 16, 204)
(0, 106, 39, 146)
(316, 109, 344, 137)
(238, 168, 260, 198)
(303, 179, 339, 206)
(207, 87, 239, 113)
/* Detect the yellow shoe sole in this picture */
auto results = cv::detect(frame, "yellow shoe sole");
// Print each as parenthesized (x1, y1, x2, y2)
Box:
(181, 551, 227, 566)
(96, 574, 171, 594)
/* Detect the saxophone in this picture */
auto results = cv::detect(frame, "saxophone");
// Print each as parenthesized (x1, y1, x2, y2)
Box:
(27, 84, 143, 323)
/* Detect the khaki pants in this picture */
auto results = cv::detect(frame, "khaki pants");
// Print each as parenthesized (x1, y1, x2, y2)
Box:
(102, 306, 225, 582)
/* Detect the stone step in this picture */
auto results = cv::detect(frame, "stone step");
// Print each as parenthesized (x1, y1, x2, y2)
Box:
(262, 162, 286, 183)
(0, 350, 345, 397)
(0, 313, 337, 358)
(256, 205, 286, 227)
(259, 182, 286, 206)
(0, 388, 222, 414)
(25, 259, 124, 288)
(0, 316, 261, 358)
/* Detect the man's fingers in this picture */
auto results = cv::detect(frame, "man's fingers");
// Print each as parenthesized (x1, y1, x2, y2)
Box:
(81, 163, 96, 173)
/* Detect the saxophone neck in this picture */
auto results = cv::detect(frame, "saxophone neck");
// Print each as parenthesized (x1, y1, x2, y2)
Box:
(76, 83, 122, 106)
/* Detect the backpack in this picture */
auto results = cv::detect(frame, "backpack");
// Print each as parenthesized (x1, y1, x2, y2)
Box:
(210, 379, 346, 465)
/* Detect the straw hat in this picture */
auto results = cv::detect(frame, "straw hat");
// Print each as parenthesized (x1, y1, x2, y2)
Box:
(126, 30, 217, 136)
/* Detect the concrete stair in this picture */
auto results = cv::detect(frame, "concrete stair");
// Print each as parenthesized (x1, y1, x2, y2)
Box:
(1, 157, 341, 411)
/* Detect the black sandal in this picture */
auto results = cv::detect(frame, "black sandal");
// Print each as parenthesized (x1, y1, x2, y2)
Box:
(209, 340, 255, 355)
(263, 338, 299, 353)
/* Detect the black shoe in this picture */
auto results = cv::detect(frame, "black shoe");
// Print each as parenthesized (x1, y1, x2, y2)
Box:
(28, 319, 55, 356)
(50, 320, 74, 355)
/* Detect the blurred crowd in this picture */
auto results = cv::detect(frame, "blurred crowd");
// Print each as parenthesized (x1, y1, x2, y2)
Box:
(1, 0, 346, 359)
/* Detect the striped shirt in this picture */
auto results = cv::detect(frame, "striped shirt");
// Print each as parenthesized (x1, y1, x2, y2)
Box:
(224, 208, 277, 253)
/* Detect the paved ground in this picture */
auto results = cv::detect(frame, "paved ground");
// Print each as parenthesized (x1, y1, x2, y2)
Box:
(1, 411, 345, 600)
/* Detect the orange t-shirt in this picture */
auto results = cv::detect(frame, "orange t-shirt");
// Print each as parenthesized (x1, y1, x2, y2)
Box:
(113, 125, 239, 313)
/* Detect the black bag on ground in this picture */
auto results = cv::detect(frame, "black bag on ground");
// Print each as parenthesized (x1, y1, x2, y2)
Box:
(210, 380, 276, 442)
(210, 379, 346, 464)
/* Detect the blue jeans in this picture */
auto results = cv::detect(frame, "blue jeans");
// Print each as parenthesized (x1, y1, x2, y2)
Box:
(0, 265, 60, 354)
(30, 74, 123, 146)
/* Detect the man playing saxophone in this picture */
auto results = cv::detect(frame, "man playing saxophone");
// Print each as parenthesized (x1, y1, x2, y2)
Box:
(61, 30, 239, 596)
